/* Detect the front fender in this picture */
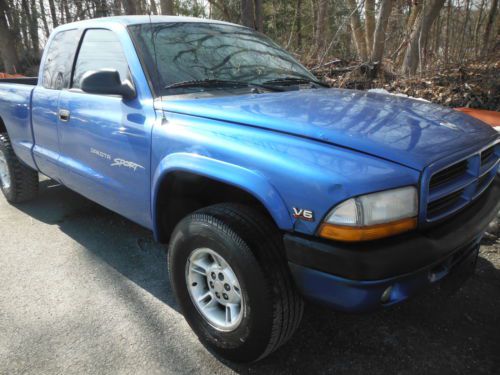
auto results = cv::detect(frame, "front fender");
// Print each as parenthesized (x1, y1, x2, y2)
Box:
(151, 152, 293, 240)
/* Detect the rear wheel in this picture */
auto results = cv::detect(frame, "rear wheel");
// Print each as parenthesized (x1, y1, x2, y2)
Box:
(0, 133, 38, 203)
(168, 203, 303, 362)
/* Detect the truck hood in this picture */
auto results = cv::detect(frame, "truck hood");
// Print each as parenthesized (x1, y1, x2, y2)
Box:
(158, 88, 499, 170)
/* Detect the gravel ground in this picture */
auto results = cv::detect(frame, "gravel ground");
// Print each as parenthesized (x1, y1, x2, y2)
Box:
(1, 180, 499, 375)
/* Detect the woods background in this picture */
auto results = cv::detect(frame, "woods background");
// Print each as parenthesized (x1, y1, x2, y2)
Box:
(0, 0, 499, 109)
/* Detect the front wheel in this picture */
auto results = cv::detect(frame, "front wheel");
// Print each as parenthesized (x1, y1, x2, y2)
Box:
(168, 203, 303, 363)
(0, 133, 38, 203)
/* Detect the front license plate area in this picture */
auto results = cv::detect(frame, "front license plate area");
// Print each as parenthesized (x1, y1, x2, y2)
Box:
(439, 246, 479, 295)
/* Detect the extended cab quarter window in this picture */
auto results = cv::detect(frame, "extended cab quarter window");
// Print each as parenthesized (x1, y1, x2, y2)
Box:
(42, 29, 82, 90)
(72, 29, 130, 89)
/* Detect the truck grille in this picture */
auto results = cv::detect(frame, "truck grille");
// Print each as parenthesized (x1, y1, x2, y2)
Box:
(429, 160, 468, 190)
(427, 189, 464, 218)
(425, 143, 499, 222)
(481, 146, 495, 166)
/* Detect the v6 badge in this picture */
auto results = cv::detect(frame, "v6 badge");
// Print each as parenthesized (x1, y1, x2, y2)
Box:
(292, 207, 314, 222)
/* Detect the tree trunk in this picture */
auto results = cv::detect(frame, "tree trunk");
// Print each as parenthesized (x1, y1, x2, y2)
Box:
(254, 0, 263, 32)
(241, 0, 255, 28)
(160, 0, 174, 14)
(149, 0, 158, 15)
(74, 0, 84, 19)
(371, 0, 393, 63)
(47, 0, 58, 27)
(458, 0, 471, 62)
(38, 0, 50, 37)
(395, 0, 422, 68)
(296, 0, 302, 50)
(346, 0, 368, 61)
(19, 0, 31, 51)
(95, 0, 109, 17)
(482, 0, 498, 56)
(0, 0, 20, 73)
(61, 0, 71, 23)
(365, 0, 376, 55)
(207, 0, 232, 21)
(28, 0, 39, 56)
(122, 0, 138, 14)
(314, 0, 329, 56)
(473, 0, 486, 57)
(444, 0, 451, 64)
(402, 0, 446, 75)
(112, 0, 122, 15)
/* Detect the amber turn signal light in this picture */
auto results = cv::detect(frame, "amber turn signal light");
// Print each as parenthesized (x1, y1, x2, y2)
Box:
(318, 217, 417, 242)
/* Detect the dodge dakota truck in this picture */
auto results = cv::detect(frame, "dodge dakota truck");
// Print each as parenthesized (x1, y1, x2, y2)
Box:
(0, 16, 499, 363)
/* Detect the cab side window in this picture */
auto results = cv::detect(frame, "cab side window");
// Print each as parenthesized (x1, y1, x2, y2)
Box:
(72, 29, 130, 90)
(42, 29, 82, 90)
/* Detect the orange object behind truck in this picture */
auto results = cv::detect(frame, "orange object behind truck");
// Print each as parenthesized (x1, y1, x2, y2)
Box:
(455, 108, 500, 128)
(0, 73, 25, 79)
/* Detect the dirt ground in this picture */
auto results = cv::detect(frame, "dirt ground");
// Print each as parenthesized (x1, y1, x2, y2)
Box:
(1, 180, 499, 375)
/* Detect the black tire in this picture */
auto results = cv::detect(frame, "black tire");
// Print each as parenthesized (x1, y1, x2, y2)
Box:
(0, 133, 38, 203)
(168, 203, 304, 363)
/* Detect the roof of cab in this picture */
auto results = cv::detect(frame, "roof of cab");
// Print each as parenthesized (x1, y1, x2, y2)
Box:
(55, 15, 240, 30)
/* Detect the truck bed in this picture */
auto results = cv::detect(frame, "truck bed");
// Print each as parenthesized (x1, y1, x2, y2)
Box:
(0, 80, 37, 169)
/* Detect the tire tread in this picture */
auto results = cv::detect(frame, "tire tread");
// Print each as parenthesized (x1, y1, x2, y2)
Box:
(190, 203, 304, 360)
(0, 133, 38, 203)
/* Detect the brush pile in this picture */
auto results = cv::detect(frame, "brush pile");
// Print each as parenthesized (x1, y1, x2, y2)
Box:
(312, 60, 500, 111)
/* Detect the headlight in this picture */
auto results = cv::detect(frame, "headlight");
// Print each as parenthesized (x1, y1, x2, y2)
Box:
(319, 186, 418, 242)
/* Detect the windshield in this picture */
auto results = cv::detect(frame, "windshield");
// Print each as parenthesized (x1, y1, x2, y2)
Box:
(128, 22, 317, 96)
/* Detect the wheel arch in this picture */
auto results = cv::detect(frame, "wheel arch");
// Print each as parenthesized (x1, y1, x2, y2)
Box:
(0, 116, 7, 134)
(151, 153, 292, 243)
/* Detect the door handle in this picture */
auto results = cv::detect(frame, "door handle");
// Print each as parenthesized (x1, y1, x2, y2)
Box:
(59, 109, 70, 122)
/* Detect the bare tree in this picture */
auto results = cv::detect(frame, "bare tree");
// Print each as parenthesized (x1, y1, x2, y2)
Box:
(394, 0, 423, 68)
(482, 0, 498, 56)
(149, 0, 158, 15)
(347, 0, 368, 60)
(371, 0, 393, 63)
(241, 0, 255, 28)
(160, 0, 174, 14)
(314, 0, 329, 55)
(402, 0, 447, 74)
(38, 0, 50, 37)
(255, 0, 263, 32)
(0, 0, 20, 73)
(365, 0, 376, 55)
(47, 0, 58, 27)
(122, 0, 138, 14)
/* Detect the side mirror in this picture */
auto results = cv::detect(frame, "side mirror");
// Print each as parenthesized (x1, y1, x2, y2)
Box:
(80, 69, 136, 100)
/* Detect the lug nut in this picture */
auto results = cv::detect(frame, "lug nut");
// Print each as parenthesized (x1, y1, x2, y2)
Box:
(209, 281, 214, 288)
(218, 273, 224, 281)
(224, 283, 230, 291)
(211, 272, 216, 280)
(215, 292, 220, 298)
(223, 293, 229, 300)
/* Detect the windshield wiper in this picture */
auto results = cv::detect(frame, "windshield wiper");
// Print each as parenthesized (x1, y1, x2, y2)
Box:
(164, 79, 282, 92)
(263, 76, 328, 87)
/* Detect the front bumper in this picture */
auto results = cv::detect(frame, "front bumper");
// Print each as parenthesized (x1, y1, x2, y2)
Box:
(285, 177, 500, 312)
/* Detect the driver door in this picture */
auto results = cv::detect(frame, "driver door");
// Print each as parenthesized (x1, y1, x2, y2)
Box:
(58, 28, 153, 227)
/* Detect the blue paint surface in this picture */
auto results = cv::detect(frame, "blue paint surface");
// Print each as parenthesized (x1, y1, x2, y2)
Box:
(0, 16, 498, 312)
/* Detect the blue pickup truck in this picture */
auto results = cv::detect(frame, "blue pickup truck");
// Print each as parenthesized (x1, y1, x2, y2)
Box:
(0, 16, 499, 362)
